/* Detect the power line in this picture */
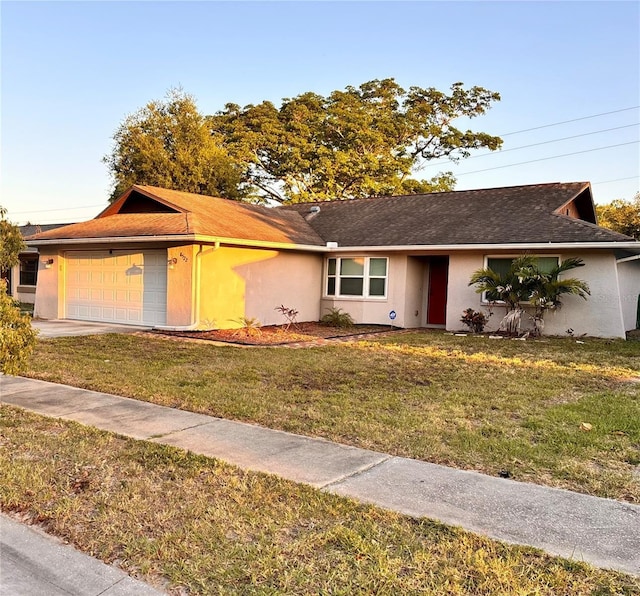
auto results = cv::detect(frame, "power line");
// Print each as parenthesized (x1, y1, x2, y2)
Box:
(14, 215, 84, 225)
(9, 203, 105, 215)
(455, 141, 640, 177)
(592, 176, 639, 185)
(499, 106, 639, 137)
(425, 123, 640, 167)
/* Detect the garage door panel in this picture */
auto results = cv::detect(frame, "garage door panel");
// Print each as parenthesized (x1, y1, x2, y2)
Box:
(65, 250, 167, 326)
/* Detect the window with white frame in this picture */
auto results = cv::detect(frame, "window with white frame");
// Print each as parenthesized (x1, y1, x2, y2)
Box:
(326, 257, 388, 298)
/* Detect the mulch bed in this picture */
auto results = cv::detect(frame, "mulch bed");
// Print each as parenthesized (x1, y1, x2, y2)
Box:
(152, 322, 399, 346)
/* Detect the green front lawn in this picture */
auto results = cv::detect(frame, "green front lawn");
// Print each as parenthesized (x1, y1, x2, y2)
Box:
(25, 331, 640, 501)
(2, 407, 637, 595)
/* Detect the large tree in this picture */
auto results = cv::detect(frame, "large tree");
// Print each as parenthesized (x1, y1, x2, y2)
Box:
(104, 89, 245, 202)
(105, 80, 501, 204)
(0, 207, 38, 374)
(210, 79, 502, 203)
(596, 194, 640, 239)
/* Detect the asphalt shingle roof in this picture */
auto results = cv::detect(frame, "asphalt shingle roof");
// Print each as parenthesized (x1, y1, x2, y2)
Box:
(27, 182, 635, 248)
(282, 182, 633, 245)
(28, 186, 325, 247)
(20, 223, 71, 237)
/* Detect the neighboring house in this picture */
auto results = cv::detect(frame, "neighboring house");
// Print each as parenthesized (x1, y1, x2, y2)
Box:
(26, 182, 640, 338)
(2, 224, 71, 304)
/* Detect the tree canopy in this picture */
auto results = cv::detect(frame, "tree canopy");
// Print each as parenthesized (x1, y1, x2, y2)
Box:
(210, 79, 501, 203)
(596, 194, 640, 239)
(105, 80, 502, 203)
(104, 89, 246, 202)
(0, 206, 25, 270)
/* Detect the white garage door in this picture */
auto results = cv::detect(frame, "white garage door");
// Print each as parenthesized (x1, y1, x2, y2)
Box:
(65, 250, 167, 326)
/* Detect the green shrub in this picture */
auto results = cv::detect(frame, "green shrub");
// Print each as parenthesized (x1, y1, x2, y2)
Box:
(320, 307, 354, 328)
(460, 308, 488, 333)
(0, 282, 38, 375)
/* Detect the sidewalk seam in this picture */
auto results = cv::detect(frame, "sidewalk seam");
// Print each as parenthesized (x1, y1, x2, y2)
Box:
(318, 454, 394, 490)
(95, 577, 127, 596)
(148, 419, 219, 440)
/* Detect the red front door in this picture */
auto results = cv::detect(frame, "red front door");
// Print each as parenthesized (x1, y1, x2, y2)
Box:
(427, 257, 449, 325)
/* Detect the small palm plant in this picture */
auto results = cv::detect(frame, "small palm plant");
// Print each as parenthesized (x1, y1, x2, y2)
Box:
(470, 256, 590, 336)
(231, 316, 262, 338)
(469, 256, 537, 334)
(516, 257, 590, 336)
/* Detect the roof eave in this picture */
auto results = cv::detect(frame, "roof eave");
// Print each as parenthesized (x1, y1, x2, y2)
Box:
(26, 234, 328, 252)
(323, 241, 640, 252)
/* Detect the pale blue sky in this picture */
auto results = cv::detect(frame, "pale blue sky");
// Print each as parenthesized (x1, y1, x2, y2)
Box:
(1, 1, 638, 224)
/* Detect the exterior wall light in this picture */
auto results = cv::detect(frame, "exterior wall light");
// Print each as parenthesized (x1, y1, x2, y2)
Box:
(167, 257, 178, 269)
(43, 258, 54, 269)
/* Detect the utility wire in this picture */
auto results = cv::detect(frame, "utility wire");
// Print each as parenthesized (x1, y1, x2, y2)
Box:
(455, 141, 639, 177)
(592, 175, 639, 185)
(499, 106, 639, 137)
(425, 123, 639, 167)
(9, 203, 105, 215)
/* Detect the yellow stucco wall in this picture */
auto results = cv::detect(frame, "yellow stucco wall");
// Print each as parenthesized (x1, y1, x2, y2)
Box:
(197, 245, 322, 329)
(166, 245, 196, 326)
(32, 243, 322, 328)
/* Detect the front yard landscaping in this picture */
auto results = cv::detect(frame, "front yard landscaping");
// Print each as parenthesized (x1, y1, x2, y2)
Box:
(24, 330, 640, 502)
(1, 406, 638, 595)
(153, 322, 395, 345)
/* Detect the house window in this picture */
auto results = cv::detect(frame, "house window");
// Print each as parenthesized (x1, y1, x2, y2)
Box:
(482, 256, 560, 302)
(19, 256, 38, 286)
(486, 256, 559, 277)
(326, 257, 388, 298)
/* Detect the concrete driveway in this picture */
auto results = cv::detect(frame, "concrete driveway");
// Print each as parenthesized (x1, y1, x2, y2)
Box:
(32, 319, 151, 338)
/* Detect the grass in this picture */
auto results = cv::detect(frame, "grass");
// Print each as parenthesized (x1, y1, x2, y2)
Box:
(24, 330, 640, 501)
(1, 406, 638, 595)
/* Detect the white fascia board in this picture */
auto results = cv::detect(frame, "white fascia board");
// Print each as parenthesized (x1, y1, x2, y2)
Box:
(26, 234, 328, 253)
(26, 235, 200, 247)
(325, 242, 640, 253)
(193, 235, 328, 252)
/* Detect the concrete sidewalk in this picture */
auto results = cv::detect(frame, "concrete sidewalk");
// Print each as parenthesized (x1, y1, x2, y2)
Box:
(1, 514, 163, 595)
(2, 375, 639, 578)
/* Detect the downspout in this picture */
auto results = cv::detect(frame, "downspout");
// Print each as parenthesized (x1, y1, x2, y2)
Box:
(153, 242, 220, 331)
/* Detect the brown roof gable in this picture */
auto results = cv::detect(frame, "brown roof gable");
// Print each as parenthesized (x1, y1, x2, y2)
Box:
(28, 186, 325, 247)
(281, 182, 633, 245)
